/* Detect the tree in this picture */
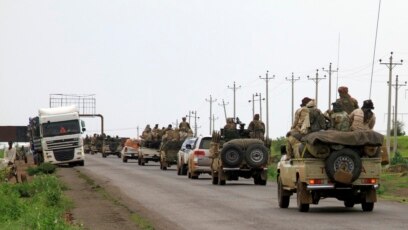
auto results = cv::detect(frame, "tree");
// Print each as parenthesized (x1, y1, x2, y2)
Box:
(390, 120, 405, 136)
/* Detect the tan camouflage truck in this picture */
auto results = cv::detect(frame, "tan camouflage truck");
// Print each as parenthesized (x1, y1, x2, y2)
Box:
(210, 127, 270, 186)
(159, 140, 183, 170)
(277, 130, 384, 212)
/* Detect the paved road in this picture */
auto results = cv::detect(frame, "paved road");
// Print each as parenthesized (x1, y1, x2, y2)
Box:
(77, 153, 408, 230)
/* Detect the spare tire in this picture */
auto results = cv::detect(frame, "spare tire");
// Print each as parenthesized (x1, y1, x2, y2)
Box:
(221, 143, 244, 167)
(245, 143, 269, 168)
(325, 148, 362, 184)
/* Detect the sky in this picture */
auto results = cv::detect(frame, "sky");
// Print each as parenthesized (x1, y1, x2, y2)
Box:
(1, 0, 408, 139)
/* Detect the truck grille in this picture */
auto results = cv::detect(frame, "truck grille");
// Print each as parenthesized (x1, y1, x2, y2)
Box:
(46, 138, 80, 151)
(54, 148, 75, 161)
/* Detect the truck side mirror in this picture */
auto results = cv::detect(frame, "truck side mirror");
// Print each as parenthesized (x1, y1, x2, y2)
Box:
(82, 127, 86, 132)
(186, 144, 192, 150)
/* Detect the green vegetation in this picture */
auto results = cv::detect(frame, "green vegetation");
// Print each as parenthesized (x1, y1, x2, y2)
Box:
(0, 149, 4, 158)
(378, 172, 408, 203)
(131, 214, 155, 230)
(392, 135, 408, 158)
(27, 163, 57, 176)
(0, 175, 79, 229)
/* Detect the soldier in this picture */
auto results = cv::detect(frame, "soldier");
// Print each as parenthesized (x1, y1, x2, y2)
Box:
(286, 97, 312, 159)
(248, 114, 265, 140)
(142, 125, 152, 141)
(300, 99, 327, 134)
(349, 99, 376, 131)
(330, 102, 350, 131)
(336, 86, 359, 114)
(162, 124, 174, 142)
(152, 124, 160, 141)
(179, 117, 191, 133)
(224, 118, 236, 130)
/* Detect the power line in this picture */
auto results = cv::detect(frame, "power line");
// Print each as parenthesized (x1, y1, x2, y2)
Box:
(380, 51, 403, 158)
(323, 63, 338, 110)
(227, 81, 241, 119)
(259, 70, 275, 139)
(205, 95, 217, 135)
(285, 72, 300, 124)
(307, 69, 326, 108)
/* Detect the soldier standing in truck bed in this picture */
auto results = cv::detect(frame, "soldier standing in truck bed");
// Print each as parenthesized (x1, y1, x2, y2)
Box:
(336, 86, 359, 114)
(248, 114, 265, 140)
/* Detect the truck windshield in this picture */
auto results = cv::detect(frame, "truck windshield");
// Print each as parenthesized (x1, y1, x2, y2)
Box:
(42, 120, 80, 137)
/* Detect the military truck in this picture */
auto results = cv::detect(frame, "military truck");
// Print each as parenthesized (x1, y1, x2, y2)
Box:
(102, 136, 121, 158)
(159, 140, 183, 170)
(210, 122, 270, 185)
(277, 129, 383, 212)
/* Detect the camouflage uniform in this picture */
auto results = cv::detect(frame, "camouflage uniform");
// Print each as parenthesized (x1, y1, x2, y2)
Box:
(286, 97, 312, 159)
(248, 114, 265, 140)
(330, 102, 350, 131)
(223, 118, 236, 130)
(179, 117, 191, 133)
(335, 86, 359, 114)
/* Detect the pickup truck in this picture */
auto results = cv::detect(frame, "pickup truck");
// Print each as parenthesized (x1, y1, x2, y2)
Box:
(277, 130, 383, 212)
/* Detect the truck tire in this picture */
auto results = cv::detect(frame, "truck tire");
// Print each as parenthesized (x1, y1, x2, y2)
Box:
(102, 153, 107, 158)
(138, 158, 142, 165)
(297, 182, 310, 212)
(182, 165, 188, 175)
(220, 143, 244, 168)
(123, 157, 128, 163)
(78, 160, 85, 166)
(278, 176, 290, 208)
(344, 200, 355, 208)
(218, 167, 226, 185)
(361, 201, 374, 212)
(245, 144, 269, 168)
(325, 148, 362, 184)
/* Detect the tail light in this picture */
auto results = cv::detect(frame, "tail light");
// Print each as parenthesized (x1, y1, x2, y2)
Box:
(194, 150, 205, 157)
(309, 179, 323, 185)
(361, 178, 377, 184)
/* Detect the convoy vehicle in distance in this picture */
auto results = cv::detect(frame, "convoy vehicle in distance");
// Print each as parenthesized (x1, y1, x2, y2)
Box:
(28, 105, 86, 166)
(159, 140, 182, 170)
(138, 148, 160, 166)
(177, 137, 195, 175)
(210, 124, 270, 185)
(102, 136, 122, 158)
(121, 139, 140, 163)
(277, 130, 383, 212)
(186, 136, 212, 179)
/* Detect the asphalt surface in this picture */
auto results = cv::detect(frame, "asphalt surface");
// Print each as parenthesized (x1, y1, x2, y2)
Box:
(77, 153, 408, 230)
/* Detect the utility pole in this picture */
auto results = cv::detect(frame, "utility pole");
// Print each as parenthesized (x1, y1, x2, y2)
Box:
(307, 69, 326, 108)
(137, 126, 140, 139)
(390, 75, 407, 153)
(191, 111, 200, 137)
(248, 94, 256, 118)
(172, 119, 179, 128)
(259, 71, 275, 139)
(205, 95, 217, 135)
(228, 81, 241, 119)
(212, 115, 219, 133)
(285, 72, 300, 124)
(218, 99, 229, 122)
(255, 93, 265, 121)
(187, 111, 192, 124)
(380, 52, 403, 159)
(323, 63, 338, 110)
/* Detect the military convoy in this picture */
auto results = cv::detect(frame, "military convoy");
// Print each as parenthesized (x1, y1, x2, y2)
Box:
(277, 130, 384, 212)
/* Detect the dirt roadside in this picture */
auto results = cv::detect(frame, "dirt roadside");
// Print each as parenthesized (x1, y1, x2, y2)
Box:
(56, 166, 180, 230)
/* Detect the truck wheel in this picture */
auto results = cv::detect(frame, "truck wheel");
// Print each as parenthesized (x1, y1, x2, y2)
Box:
(325, 148, 362, 184)
(102, 153, 107, 158)
(117, 153, 121, 158)
(78, 160, 85, 166)
(278, 176, 290, 208)
(361, 201, 374, 212)
(177, 166, 181, 175)
(123, 157, 128, 163)
(297, 182, 310, 212)
(138, 158, 142, 165)
(344, 200, 355, 208)
(245, 144, 269, 168)
(220, 143, 244, 168)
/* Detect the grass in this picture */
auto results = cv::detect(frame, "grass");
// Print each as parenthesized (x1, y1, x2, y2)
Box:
(0, 149, 4, 158)
(0, 174, 79, 230)
(378, 171, 408, 203)
(392, 136, 408, 158)
(76, 171, 155, 230)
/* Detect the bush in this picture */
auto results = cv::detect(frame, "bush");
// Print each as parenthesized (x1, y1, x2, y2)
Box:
(27, 163, 57, 176)
(391, 151, 408, 165)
